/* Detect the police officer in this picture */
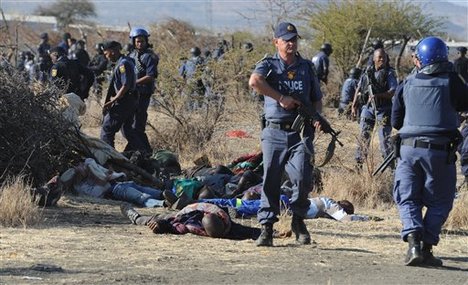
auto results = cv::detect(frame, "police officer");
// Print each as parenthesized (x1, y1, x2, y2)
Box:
(49, 46, 94, 100)
(58, 32, 71, 54)
(72, 40, 91, 67)
(312, 43, 332, 84)
(453, 46, 468, 82)
(88, 43, 109, 101)
(391, 37, 468, 267)
(454, 46, 468, 185)
(100, 40, 143, 151)
(249, 22, 324, 247)
(128, 27, 159, 153)
(37, 32, 50, 57)
(338, 67, 361, 116)
(179, 47, 206, 108)
(351, 48, 397, 167)
(30, 54, 52, 83)
(212, 40, 227, 61)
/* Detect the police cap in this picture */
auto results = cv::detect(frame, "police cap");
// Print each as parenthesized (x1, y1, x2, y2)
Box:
(321, 43, 333, 52)
(457, 46, 467, 54)
(190, 47, 201, 57)
(102, 41, 122, 51)
(49, 46, 66, 56)
(274, 22, 300, 41)
(40, 32, 48, 40)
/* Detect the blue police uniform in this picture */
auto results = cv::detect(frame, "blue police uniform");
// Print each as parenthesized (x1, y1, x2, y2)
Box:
(311, 51, 329, 83)
(129, 49, 159, 152)
(459, 123, 468, 178)
(50, 56, 94, 100)
(100, 56, 142, 149)
(391, 61, 468, 246)
(338, 77, 359, 113)
(253, 53, 322, 225)
(355, 66, 397, 163)
(37, 42, 50, 57)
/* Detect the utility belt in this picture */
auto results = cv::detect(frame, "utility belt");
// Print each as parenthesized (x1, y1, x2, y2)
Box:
(265, 120, 296, 132)
(400, 136, 461, 164)
(400, 138, 451, 151)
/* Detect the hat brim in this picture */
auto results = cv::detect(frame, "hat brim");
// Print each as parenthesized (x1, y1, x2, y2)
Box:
(279, 33, 301, 41)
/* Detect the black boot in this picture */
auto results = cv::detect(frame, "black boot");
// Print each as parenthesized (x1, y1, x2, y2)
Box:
(291, 215, 311, 245)
(120, 203, 140, 225)
(422, 243, 443, 267)
(404, 232, 423, 266)
(256, 223, 273, 247)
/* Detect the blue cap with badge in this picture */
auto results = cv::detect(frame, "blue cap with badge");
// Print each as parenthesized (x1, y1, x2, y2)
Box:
(274, 22, 301, 41)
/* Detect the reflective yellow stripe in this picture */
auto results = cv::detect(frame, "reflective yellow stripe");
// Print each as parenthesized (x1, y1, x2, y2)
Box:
(236, 198, 242, 207)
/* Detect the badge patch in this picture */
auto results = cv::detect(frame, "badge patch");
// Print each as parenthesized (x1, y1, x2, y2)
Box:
(287, 71, 296, 80)
(119, 65, 126, 73)
(287, 25, 294, 31)
(51, 68, 57, 77)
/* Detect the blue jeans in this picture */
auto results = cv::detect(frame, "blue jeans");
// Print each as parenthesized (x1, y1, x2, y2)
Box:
(110, 181, 163, 206)
(355, 105, 392, 163)
(459, 124, 468, 176)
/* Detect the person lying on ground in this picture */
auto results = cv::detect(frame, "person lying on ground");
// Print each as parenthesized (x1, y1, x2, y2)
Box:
(176, 165, 262, 200)
(120, 202, 262, 240)
(61, 158, 176, 207)
(173, 191, 381, 222)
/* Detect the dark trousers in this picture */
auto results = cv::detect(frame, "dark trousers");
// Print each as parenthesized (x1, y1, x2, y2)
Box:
(100, 97, 142, 150)
(133, 92, 152, 152)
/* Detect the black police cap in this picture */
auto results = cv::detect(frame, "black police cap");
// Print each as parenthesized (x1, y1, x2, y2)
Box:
(49, 46, 66, 56)
(457, 46, 467, 53)
(102, 41, 122, 51)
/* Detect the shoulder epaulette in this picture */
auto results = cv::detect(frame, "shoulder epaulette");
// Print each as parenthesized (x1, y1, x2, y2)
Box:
(255, 53, 273, 65)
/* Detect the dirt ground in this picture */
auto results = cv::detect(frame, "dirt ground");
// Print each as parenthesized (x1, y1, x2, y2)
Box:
(1, 104, 468, 284)
(1, 194, 467, 285)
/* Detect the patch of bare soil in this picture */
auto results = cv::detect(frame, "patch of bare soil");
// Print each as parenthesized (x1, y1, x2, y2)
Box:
(1, 194, 467, 285)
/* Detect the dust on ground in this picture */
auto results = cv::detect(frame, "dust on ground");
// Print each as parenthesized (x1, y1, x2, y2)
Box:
(1, 194, 467, 285)
(2, 103, 467, 284)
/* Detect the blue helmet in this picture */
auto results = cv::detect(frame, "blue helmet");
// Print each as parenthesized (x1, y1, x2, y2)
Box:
(129, 28, 150, 39)
(415, 36, 448, 67)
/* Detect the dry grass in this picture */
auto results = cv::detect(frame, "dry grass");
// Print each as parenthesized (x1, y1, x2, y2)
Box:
(0, 175, 42, 227)
(446, 191, 468, 230)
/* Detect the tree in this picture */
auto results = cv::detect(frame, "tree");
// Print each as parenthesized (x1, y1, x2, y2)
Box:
(302, 0, 442, 79)
(35, 0, 96, 29)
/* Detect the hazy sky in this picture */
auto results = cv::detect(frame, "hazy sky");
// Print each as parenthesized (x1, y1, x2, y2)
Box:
(1, 0, 467, 37)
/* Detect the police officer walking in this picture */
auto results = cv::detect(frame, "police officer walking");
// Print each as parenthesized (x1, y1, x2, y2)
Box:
(249, 22, 324, 247)
(128, 27, 159, 153)
(351, 48, 397, 168)
(49, 46, 94, 100)
(312, 43, 333, 84)
(391, 37, 468, 267)
(338, 67, 361, 117)
(100, 41, 143, 151)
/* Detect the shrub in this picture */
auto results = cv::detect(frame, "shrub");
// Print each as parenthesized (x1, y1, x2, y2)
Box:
(446, 192, 468, 230)
(0, 176, 42, 227)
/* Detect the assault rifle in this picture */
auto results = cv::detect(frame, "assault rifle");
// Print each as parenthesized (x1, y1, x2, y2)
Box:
(372, 149, 395, 176)
(279, 82, 344, 147)
(372, 135, 400, 176)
